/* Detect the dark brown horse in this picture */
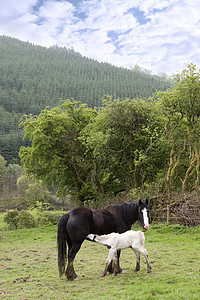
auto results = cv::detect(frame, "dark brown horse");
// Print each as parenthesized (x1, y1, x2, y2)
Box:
(57, 199, 149, 280)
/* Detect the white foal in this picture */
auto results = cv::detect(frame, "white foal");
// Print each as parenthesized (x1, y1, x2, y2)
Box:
(87, 230, 151, 277)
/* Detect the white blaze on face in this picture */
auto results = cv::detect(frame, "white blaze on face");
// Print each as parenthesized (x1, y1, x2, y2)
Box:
(142, 208, 149, 230)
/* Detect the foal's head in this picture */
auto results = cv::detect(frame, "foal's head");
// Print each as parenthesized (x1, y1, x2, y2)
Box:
(138, 199, 150, 230)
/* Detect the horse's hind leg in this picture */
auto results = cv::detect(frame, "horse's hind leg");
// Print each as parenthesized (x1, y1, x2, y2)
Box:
(66, 243, 81, 280)
(66, 260, 77, 280)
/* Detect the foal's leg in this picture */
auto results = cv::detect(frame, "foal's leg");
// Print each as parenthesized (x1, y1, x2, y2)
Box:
(133, 249, 141, 272)
(107, 250, 122, 274)
(101, 248, 115, 277)
(134, 246, 151, 273)
(142, 249, 151, 273)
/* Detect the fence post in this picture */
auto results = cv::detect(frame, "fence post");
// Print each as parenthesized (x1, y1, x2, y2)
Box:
(167, 205, 170, 225)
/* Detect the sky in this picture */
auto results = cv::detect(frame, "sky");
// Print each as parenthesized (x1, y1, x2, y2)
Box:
(0, 0, 200, 75)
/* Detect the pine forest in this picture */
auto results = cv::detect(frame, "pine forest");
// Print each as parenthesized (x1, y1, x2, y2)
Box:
(0, 36, 172, 164)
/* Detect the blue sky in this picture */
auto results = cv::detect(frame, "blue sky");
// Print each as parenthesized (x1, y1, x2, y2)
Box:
(0, 0, 200, 75)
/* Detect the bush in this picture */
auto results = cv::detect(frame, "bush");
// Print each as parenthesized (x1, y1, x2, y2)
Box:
(37, 211, 64, 226)
(3, 209, 64, 230)
(3, 210, 19, 229)
(17, 211, 35, 229)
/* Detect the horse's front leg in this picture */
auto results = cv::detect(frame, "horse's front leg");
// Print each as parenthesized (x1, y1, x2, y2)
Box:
(112, 253, 119, 276)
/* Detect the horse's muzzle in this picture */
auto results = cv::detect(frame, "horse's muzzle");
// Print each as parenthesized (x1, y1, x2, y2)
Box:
(143, 225, 149, 231)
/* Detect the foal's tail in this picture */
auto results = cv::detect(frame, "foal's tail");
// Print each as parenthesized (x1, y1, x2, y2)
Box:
(138, 231, 145, 247)
(57, 213, 70, 277)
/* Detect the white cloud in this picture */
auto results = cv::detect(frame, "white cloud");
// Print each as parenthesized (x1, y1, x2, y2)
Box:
(0, 0, 36, 16)
(0, 0, 200, 74)
(38, 0, 75, 20)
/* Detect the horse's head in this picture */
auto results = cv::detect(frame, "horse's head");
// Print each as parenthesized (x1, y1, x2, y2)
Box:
(138, 199, 150, 231)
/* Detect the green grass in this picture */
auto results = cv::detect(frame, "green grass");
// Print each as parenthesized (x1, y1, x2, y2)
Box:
(0, 213, 200, 299)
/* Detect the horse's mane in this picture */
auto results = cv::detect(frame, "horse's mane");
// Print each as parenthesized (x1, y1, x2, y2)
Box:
(105, 201, 139, 225)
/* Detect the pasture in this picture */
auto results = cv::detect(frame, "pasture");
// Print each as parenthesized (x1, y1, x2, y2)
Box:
(0, 214, 199, 299)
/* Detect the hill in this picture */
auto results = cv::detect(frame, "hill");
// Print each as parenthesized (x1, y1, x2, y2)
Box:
(0, 36, 173, 163)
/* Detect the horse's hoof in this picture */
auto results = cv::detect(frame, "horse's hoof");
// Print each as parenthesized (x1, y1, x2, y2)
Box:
(115, 267, 123, 274)
(134, 268, 140, 272)
(107, 267, 113, 273)
(67, 274, 78, 281)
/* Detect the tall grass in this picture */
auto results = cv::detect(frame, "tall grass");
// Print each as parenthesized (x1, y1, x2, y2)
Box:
(0, 213, 199, 299)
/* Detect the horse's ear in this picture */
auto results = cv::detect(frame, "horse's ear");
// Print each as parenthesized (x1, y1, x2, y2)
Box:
(146, 198, 148, 205)
(139, 199, 142, 206)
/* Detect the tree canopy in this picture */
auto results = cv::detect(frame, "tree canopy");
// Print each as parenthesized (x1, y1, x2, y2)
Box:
(19, 64, 200, 203)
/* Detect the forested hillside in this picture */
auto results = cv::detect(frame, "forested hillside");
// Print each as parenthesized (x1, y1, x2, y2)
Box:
(0, 36, 173, 163)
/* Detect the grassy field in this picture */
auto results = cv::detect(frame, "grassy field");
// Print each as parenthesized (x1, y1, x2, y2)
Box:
(0, 213, 200, 300)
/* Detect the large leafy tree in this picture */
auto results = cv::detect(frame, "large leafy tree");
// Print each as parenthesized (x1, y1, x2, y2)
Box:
(82, 97, 168, 195)
(19, 97, 168, 202)
(19, 100, 97, 201)
(156, 64, 200, 192)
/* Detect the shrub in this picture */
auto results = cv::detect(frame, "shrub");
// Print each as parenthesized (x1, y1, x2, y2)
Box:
(37, 211, 63, 226)
(3, 210, 19, 229)
(17, 211, 35, 229)
(3, 209, 64, 230)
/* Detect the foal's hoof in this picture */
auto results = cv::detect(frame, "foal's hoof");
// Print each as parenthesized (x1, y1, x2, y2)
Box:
(147, 269, 152, 273)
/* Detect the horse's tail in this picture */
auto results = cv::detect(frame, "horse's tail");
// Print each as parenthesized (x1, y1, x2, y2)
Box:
(57, 213, 70, 277)
(138, 231, 145, 247)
